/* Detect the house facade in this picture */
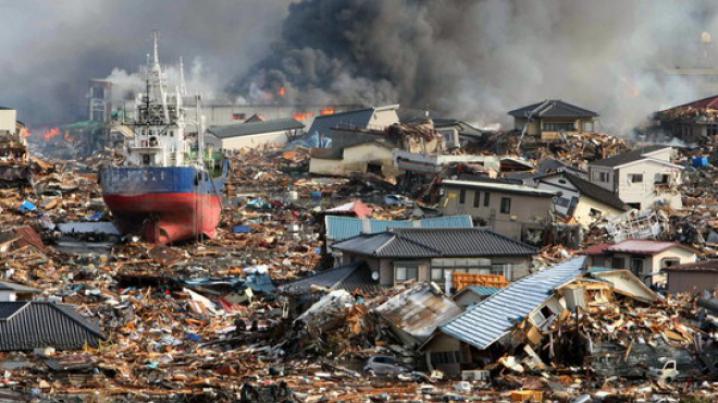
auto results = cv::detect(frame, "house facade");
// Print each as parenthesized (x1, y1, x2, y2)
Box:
(654, 95, 718, 143)
(331, 228, 538, 286)
(508, 99, 598, 141)
(588, 146, 683, 210)
(536, 172, 627, 227)
(208, 118, 304, 151)
(584, 240, 697, 286)
(309, 140, 399, 178)
(439, 179, 556, 241)
(664, 260, 718, 294)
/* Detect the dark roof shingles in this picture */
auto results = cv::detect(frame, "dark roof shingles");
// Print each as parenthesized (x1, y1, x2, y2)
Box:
(508, 100, 598, 118)
(590, 145, 668, 168)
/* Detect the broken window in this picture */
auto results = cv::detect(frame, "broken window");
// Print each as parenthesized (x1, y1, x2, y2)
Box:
(589, 208, 602, 217)
(629, 174, 643, 183)
(654, 173, 670, 185)
(500, 197, 511, 214)
(630, 258, 644, 277)
(459, 189, 466, 204)
(661, 258, 680, 269)
(367, 162, 382, 175)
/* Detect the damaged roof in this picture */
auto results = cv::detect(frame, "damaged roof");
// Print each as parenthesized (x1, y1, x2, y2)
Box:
(590, 145, 671, 168)
(375, 283, 463, 342)
(0, 281, 39, 294)
(438, 256, 586, 350)
(508, 99, 598, 119)
(326, 214, 473, 242)
(604, 239, 697, 255)
(279, 262, 379, 295)
(208, 118, 304, 139)
(308, 104, 399, 136)
(537, 172, 628, 211)
(0, 302, 105, 351)
(332, 228, 538, 258)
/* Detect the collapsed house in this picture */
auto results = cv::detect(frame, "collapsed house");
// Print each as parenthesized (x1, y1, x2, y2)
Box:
(0, 108, 31, 186)
(535, 171, 628, 227)
(583, 239, 698, 287)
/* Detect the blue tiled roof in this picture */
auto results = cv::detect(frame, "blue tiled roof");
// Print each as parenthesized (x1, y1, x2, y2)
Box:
(439, 256, 586, 350)
(326, 215, 473, 242)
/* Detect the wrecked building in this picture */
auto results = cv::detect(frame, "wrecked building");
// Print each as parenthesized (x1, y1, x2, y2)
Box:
(654, 94, 718, 143)
(207, 117, 304, 150)
(584, 240, 698, 286)
(535, 171, 628, 227)
(439, 178, 556, 242)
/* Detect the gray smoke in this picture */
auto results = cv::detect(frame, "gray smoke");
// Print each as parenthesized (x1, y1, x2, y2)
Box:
(0, 0, 290, 126)
(234, 0, 718, 133)
(3, 0, 718, 134)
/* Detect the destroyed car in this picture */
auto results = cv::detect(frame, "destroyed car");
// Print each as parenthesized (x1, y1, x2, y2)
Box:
(647, 358, 679, 383)
(364, 356, 410, 377)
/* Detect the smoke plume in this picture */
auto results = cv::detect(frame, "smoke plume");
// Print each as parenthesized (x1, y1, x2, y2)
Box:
(3, 0, 718, 134)
(234, 0, 718, 133)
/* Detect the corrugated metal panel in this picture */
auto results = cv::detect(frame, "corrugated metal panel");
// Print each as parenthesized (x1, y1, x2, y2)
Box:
(440, 256, 586, 350)
(467, 286, 502, 297)
(0, 302, 104, 351)
(326, 215, 473, 242)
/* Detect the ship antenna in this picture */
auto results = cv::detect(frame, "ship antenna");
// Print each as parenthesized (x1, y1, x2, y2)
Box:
(179, 56, 187, 96)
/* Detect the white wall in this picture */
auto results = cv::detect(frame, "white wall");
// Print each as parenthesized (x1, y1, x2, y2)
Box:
(0, 291, 17, 302)
(221, 130, 289, 151)
(616, 160, 682, 209)
(0, 109, 17, 133)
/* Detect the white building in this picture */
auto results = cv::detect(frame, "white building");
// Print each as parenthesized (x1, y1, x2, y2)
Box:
(588, 146, 683, 210)
(208, 118, 304, 151)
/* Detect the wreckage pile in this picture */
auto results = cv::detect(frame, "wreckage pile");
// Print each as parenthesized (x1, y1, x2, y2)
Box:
(4, 135, 718, 401)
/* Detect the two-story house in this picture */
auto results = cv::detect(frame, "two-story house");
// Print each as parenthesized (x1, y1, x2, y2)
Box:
(508, 99, 598, 141)
(332, 228, 538, 286)
(438, 178, 556, 241)
(588, 146, 683, 210)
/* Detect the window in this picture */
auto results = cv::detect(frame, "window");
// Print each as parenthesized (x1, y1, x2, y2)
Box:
(611, 257, 625, 269)
(500, 197, 511, 214)
(395, 264, 418, 282)
(654, 174, 670, 185)
(556, 197, 571, 207)
(599, 172, 609, 182)
(543, 122, 575, 132)
(459, 189, 466, 204)
(431, 268, 443, 281)
(629, 174, 643, 183)
(484, 191, 490, 207)
(708, 124, 718, 137)
(232, 113, 246, 121)
(630, 258, 644, 277)
(661, 258, 680, 269)
(473, 190, 480, 207)
(558, 179, 567, 184)
(589, 208, 602, 217)
(142, 154, 151, 165)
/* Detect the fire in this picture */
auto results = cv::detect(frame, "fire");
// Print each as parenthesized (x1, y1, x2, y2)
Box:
(20, 128, 31, 138)
(278, 86, 287, 97)
(43, 127, 61, 141)
(293, 111, 314, 121)
(320, 106, 336, 115)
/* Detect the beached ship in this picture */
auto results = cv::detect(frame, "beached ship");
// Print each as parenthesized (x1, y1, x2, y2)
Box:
(100, 34, 228, 244)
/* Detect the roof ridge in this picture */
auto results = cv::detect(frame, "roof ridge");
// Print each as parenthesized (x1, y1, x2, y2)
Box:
(392, 231, 444, 255)
(0, 301, 30, 321)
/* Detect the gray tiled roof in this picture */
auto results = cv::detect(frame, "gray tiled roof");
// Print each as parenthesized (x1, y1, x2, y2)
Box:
(590, 145, 668, 168)
(508, 99, 598, 118)
(439, 256, 586, 350)
(208, 118, 304, 139)
(0, 302, 104, 351)
(332, 228, 538, 258)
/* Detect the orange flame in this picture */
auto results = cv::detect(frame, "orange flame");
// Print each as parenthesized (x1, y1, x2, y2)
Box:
(43, 127, 61, 141)
(292, 111, 314, 121)
(21, 128, 31, 138)
(278, 86, 287, 97)
(320, 106, 336, 116)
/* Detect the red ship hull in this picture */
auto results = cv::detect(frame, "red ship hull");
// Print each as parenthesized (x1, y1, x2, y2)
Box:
(103, 192, 222, 244)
